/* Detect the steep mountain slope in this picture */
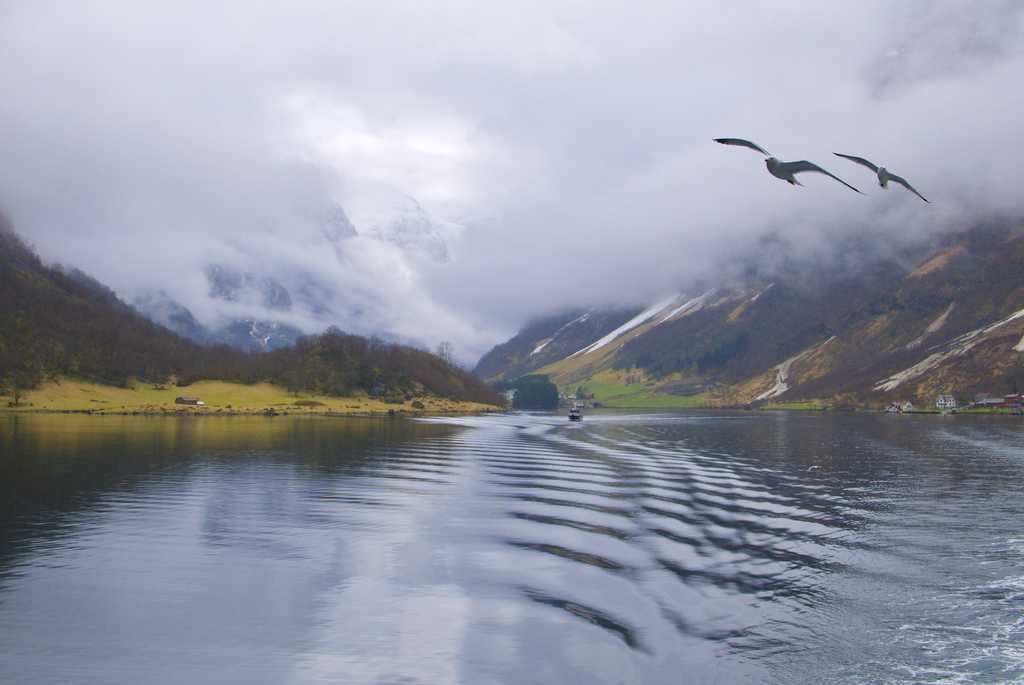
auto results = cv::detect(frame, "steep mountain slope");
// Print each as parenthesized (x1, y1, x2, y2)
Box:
(474, 308, 641, 380)
(478, 224, 1024, 408)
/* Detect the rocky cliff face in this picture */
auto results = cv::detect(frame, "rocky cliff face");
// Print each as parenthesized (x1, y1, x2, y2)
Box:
(131, 196, 457, 352)
(133, 289, 303, 352)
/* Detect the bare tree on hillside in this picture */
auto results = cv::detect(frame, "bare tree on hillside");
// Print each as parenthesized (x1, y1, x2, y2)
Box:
(436, 341, 453, 366)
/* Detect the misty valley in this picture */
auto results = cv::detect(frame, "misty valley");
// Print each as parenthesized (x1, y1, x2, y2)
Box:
(4, 2, 1024, 684)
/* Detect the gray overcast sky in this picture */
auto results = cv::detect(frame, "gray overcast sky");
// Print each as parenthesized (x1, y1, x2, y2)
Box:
(2, 1, 1023, 362)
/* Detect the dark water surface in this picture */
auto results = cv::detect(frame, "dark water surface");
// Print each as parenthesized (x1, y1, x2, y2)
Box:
(1, 411, 1022, 684)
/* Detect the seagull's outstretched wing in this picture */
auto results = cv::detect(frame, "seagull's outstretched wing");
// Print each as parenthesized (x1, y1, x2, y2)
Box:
(888, 174, 929, 202)
(714, 138, 771, 156)
(833, 152, 879, 173)
(783, 160, 862, 194)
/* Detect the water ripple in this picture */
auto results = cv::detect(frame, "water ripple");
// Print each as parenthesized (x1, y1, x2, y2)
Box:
(2, 411, 1022, 684)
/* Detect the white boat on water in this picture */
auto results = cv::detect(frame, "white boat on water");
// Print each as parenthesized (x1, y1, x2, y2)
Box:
(568, 403, 583, 421)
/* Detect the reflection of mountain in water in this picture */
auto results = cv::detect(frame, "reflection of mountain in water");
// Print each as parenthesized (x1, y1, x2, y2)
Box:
(5, 412, 1021, 683)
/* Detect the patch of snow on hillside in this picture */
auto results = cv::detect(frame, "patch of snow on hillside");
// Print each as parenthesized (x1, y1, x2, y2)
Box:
(531, 338, 552, 356)
(754, 360, 794, 402)
(1016, 334, 1024, 353)
(754, 337, 834, 402)
(875, 351, 957, 393)
(877, 306, 1024, 392)
(749, 283, 774, 303)
(553, 312, 591, 337)
(656, 289, 717, 324)
(531, 312, 592, 356)
(570, 295, 679, 358)
(905, 301, 956, 351)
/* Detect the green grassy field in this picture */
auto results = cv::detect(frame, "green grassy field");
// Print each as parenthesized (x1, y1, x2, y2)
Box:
(2, 378, 500, 415)
(597, 392, 710, 409)
(568, 370, 712, 409)
(761, 401, 832, 411)
(955, 407, 1022, 415)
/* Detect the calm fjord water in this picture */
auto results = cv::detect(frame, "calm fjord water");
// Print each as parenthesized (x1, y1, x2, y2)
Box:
(1, 411, 1022, 684)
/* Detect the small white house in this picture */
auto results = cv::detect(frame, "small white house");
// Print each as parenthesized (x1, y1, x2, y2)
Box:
(935, 395, 957, 411)
(900, 401, 914, 412)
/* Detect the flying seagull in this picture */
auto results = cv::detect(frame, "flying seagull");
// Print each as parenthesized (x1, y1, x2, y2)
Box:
(714, 138, 862, 194)
(833, 153, 929, 202)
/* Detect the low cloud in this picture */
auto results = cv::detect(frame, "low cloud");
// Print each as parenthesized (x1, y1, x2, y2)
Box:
(2, 1, 1022, 362)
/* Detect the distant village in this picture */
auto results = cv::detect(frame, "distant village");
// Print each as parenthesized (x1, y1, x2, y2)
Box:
(887, 393, 1024, 414)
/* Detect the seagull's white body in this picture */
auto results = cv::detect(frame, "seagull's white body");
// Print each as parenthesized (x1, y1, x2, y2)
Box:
(833, 153, 928, 202)
(713, 138, 862, 194)
(766, 157, 807, 185)
(878, 167, 892, 188)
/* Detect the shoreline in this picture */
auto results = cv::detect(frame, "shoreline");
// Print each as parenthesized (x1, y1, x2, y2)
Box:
(1, 407, 503, 419)
(1, 378, 504, 418)
(5, 406, 1019, 421)
(572, 403, 1023, 416)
